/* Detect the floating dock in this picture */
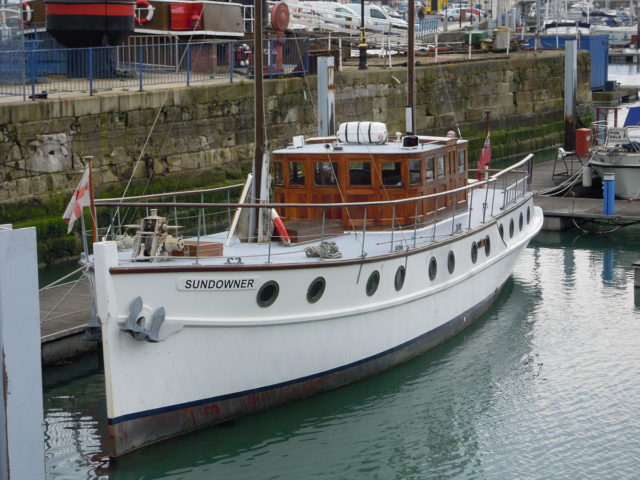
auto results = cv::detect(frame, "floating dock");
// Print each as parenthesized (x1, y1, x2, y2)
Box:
(40, 280, 96, 366)
(532, 157, 640, 231)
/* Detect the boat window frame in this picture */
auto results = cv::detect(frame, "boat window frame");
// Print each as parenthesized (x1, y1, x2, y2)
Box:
(307, 276, 326, 303)
(409, 158, 422, 185)
(257, 280, 280, 308)
(349, 160, 373, 186)
(288, 160, 306, 187)
(426, 156, 435, 182)
(436, 153, 446, 179)
(313, 161, 340, 186)
(366, 270, 380, 296)
(380, 160, 404, 187)
(457, 149, 466, 173)
(273, 160, 284, 187)
(428, 256, 437, 281)
(394, 265, 406, 291)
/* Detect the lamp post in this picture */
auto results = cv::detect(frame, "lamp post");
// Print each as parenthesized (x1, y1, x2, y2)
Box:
(358, 0, 367, 70)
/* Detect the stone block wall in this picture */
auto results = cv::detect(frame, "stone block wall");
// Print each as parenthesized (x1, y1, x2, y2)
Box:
(0, 50, 591, 206)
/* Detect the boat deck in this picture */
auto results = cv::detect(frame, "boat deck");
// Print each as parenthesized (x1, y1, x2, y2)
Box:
(114, 188, 516, 268)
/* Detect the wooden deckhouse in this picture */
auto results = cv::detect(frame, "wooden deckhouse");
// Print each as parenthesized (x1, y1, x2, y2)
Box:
(272, 127, 469, 232)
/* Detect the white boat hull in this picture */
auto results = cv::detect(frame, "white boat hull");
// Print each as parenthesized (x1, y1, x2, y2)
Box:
(94, 199, 543, 455)
(591, 152, 640, 200)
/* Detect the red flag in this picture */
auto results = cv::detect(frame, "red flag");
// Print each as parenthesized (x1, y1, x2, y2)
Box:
(476, 132, 491, 182)
(62, 167, 90, 234)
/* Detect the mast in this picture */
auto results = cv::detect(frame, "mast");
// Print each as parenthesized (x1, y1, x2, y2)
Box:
(406, 0, 415, 134)
(252, 0, 266, 241)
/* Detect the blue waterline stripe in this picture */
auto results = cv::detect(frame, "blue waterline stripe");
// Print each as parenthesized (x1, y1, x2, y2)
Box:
(109, 288, 499, 425)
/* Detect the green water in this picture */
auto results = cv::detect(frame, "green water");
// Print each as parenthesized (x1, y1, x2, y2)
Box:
(43, 229, 640, 479)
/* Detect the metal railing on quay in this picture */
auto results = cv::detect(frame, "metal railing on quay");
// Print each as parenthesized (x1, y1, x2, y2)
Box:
(2, 23, 458, 101)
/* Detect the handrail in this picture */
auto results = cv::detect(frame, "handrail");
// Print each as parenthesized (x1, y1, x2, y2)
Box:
(94, 155, 533, 210)
(97, 183, 244, 202)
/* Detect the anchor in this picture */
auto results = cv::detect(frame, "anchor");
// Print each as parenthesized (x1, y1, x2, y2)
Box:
(121, 296, 165, 343)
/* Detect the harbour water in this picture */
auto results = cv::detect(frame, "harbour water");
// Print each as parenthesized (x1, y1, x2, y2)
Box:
(43, 228, 640, 479)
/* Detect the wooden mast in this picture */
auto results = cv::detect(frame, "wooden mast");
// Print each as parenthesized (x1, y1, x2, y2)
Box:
(407, 0, 415, 134)
(252, 0, 265, 241)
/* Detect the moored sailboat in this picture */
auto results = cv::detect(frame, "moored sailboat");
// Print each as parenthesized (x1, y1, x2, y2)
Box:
(89, 0, 543, 456)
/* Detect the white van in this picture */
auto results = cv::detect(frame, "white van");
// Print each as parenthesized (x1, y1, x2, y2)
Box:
(290, 1, 359, 29)
(289, 1, 407, 31)
(352, 2, 408, 30)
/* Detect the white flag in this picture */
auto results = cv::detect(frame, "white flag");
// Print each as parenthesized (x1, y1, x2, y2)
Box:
(62, 167, 90, 234)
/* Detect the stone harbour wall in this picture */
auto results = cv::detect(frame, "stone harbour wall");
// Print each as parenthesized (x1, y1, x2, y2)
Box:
(0, 50, 591, 206)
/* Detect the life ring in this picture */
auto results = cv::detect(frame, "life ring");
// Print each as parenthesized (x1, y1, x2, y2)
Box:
(135, 0, 155, 25)
(21, 1, 32, 25)
(236, 44, 252, 67)
(235, 43, 252, 67)
(270, 209, 291, 244)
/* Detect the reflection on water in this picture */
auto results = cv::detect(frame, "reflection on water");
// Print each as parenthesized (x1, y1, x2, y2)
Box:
(43, 229, 640, 479)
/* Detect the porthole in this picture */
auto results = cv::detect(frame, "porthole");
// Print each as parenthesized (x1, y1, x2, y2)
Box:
(509, 219, 514, 238)
(498, 224, 504, 240)
(428, 257, 437, 281)
(527, 206, 531, 224)
(257, 281, 279, 308)
(394, 265, 406, 291)
(484, 235, 491, 256)
(366, 270, 380, 296)
(519, 212, 524, 231)
(471, 242, 478, 264)
(447, 251, 455, 274)
(307, 276, 326, 304)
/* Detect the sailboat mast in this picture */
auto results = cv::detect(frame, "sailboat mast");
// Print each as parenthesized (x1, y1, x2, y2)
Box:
(253, 0, 265, 241)
(407, 0, 415, 134)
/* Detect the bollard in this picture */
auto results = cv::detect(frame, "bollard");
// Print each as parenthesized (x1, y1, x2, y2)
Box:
(582, 165, 592, 187)
(603, 172, 615, 215)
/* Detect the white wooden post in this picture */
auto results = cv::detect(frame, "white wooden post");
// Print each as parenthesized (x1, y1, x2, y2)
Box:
(0, 224, 45, 480)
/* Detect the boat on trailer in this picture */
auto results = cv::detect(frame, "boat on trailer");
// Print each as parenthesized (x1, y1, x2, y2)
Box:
(88, 0, 543, 457)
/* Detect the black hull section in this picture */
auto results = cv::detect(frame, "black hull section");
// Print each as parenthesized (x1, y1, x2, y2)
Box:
(46, 2, 134, 47)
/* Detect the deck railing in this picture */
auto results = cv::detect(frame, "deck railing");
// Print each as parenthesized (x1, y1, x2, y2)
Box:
(92, 154, 534, 263)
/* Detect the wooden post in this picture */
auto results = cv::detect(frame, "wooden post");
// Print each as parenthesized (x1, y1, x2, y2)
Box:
(86, 156, 98, 243)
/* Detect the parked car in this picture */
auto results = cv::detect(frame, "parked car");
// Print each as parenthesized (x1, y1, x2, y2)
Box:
(466, 7, 486, 18)
(434, 6, 462, 21)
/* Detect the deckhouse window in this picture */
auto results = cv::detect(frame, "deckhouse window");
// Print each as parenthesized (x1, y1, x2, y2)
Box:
(289, 162, 305, 186)
(274, 161, 284, 186)
(349, 161, 371, 186)
(426, 157, 434, 181)
(381, 161, 402, 186)
(457, 150, 466, 173)
(436, 154, 445, 179)
(409, 159, 421, 185)
(314, 161, 339, 186)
